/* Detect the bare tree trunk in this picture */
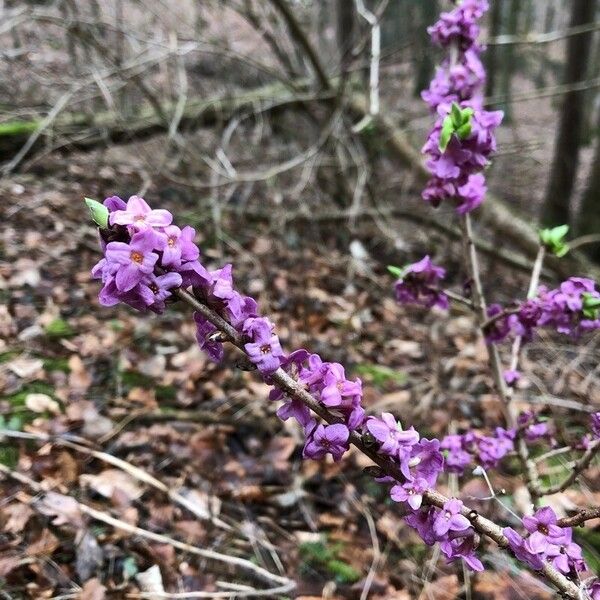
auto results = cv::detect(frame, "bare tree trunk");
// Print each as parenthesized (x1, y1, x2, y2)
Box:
(542, 0, 597, 226)
(577, 111, 600, 262)
(535, 1, 556, 87)
(485, 0, 503, 99)
(413, 0, 438, 97)
(497, 0, 521, 121)
(336, 0, 356, 68)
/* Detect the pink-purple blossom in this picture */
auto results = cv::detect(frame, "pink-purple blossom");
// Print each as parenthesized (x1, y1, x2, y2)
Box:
(390, 477, 428, 510)
(243, 317, 284, 375)
(303, 423, 350, 462)
(110, 195, 173, 229)
(366, 412, 420, 456)
(433, 499, 471, 537)
(104, 231, 159, 292)
(394, 256, 448, 309)
(440, 532, 484, 572)
(504, 507, 587, 575)
(421, 0, 502, 213)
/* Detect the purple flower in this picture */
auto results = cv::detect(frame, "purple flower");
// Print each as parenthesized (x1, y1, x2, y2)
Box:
(319, 363, 362, 407)
(225, 291, 259, 330)
(404, 507, 438, 546)
(545, 528, 587, 574)
(137, 272, 182, 313)
(110, 195, 173, 229)
(456, 172, 486, 213)
(303, 423, 350, 462)
(475, 428, 514, 468)
(518, 412, 549, 443)
(588, 580, 600, 600)
(440, 532, 484, 572)
(194, 312, 224, 362)
(104, 195, 127, 212)
(441, 434, 472, 474)
(366, 412, 420, 456)
(276, 396, 314, 429)
(522, 507, 565, 552)
(519, 278, 600, 337)
(484, 303, 511, 343)
(591, 412, 600, 439)
(404, 438, 444, 486)
(243, 317, 284, 375)
(390, 477, 429, 510)
(503, 527, 545, 570)
(105, 230, 159, 292)
(394, 255, 448, 309)
(433, 499, 471, 537)
(503, 369, 521, 385)
(161, 225, 199, 267)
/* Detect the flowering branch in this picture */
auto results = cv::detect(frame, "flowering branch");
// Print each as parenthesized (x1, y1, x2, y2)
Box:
(84, 3, 600, 599)
(173, 282, 584, 600)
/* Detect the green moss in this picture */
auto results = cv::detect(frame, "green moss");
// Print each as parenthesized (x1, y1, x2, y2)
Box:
(299, 540, 333, 564)
(5, 382, 55, 408)
(0, 445, 19, 468)
(120, 370, 154, 388)
(156, 385, 177, 401)
(355, 364, 406, 387)
(299, 538, 361, 584)
(0, 351, 18, 364)
(325, 559, 361, 583)
(0, 120, 40, 136)
(45, 318, 75, 339)
(43, 357, 70, 373)
(109, 319, 124, 332)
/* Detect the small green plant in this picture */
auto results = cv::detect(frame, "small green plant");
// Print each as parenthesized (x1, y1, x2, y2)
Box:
(299, 538, 361, 584)
(355, 364, 406, 387)
(45, 318, 75, 339)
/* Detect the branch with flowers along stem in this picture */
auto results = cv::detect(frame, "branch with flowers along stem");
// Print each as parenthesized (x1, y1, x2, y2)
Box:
(459, 215, 544, 498)
(458, 226, 598, 502)
(172, 287, 586, 600)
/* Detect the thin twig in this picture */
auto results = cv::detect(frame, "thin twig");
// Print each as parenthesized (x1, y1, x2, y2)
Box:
(557, 507, 600, 528)
(0, 429, 232, 531)
(0, 464, 294, 597)
(533, 441, 600, 497)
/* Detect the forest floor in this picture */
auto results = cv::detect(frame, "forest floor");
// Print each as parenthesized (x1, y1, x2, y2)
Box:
(1, 2, 600, 596)
(1, 144, 599, 600)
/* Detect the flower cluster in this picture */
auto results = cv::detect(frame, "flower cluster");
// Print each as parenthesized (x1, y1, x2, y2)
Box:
(393, 256, 449, 309)
(91, 196, 283, 376)
(504, 507, 587, 575)
(421, 0, 503, 214)
(91, 196, 189, 313)
(366, 413, 483, 570)
(441, 427, 515, 474)
(271, 350, 365, 460)
(404, 501, 483, 571)
(485, 277, 600, 343)
(89, 194, 595, 583)
(440, 412, 553, 475)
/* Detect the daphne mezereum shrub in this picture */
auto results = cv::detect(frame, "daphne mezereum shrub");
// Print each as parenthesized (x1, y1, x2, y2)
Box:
(87, 1, 600, 598)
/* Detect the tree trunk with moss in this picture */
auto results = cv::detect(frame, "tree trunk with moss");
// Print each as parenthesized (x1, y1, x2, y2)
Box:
(542, 0, 597, 227)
